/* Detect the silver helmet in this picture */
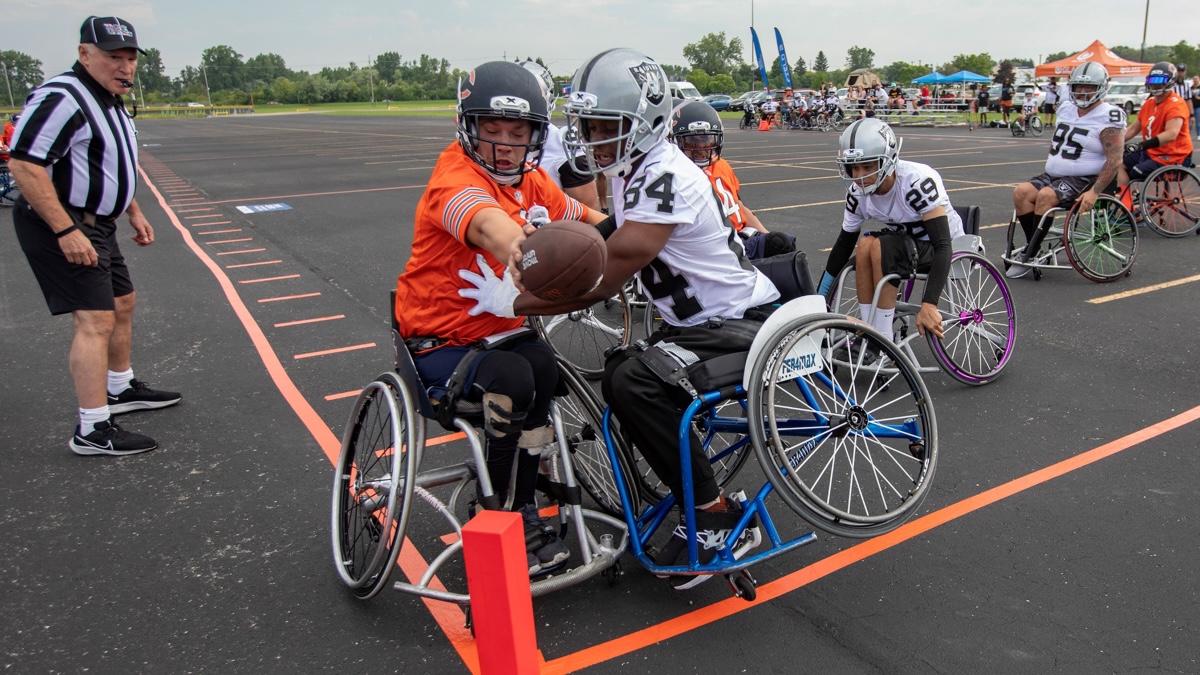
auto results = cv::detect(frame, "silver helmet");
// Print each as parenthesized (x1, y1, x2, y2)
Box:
(520, 60, 556, 114)
(836, 118, 901, 195)
(562, 48, 673, 178)
(1068, 62, 1110, 108)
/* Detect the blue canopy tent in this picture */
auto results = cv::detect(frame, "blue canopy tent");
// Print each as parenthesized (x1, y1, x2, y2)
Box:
(912, 72, 947, 84)
(942, 70, 991, 83)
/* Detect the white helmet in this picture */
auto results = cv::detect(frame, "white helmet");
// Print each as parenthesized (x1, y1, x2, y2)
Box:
(836, 118, 901, 195)
(562, 48, 673, 178)
(1068, 62, 1110, 108)
(519, 60, 556, 114)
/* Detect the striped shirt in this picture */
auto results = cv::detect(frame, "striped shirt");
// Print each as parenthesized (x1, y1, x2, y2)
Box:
(1172, 79, 1193, 104)
(9, 62, 139, 219)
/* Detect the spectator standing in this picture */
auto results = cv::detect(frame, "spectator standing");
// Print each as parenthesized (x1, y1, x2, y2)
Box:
(8, 16, 181, 456)
(976, 84, 991, 128)
(1190, 75, 1200, 139)
(1000, 79, 1015, 124)
(1170, 64, 1193, 139)
(1042, 76, 1060, 123)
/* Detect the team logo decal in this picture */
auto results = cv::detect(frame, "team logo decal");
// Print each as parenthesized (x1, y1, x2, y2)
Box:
(628, 61, 665, 105)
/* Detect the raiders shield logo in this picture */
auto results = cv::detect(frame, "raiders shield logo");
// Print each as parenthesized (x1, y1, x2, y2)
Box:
(628, 61, 665, 105)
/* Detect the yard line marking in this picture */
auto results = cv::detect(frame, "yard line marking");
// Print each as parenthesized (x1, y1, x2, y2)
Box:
(197, 184, 426, 206)
(258, 292, 321, 303)
(191, 220, 231, 226)
(226, 260, 282, 269)
(1087, 273, 1200, 304)
(206, 237, 254, 245)
(238, 274, 301, 284)
(185, 214, 225, 219)
(175, 207, 215, 213)
(324, 390, 361, 401)
(426, 431, 468, 446)
(274, 315, 345, 328)
(197, 229, 242, 235)
(216, 248, 267, 256)
(294, 343, 377, 360)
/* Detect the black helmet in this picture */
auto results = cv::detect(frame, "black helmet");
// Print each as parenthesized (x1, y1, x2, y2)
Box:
(1146, 61, 1176, 96)
(670, 100, 723, 168)
(456, 61, 550, 185)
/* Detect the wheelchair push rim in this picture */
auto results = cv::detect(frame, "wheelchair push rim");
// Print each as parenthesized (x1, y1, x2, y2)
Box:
(927, 252, 1018, 386)
(1063, 195, 1138, 283)
(747, 315, 938, 539)
(1138, 166, 1200, 238)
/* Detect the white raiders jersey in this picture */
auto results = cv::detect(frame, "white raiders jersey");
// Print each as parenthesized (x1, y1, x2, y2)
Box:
(612, 141, 779, 327)
(842, 160, 965, 241)
(1022, 99, 1037, 115)
(1044, 100, 1126, 177)
(540, 124, 570, 189)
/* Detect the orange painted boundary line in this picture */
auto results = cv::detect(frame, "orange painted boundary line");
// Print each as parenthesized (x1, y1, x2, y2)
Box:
(217, 248, 267, 256)
(426, 431, 468, 447)
(239, 274, 300, 284)
(258, 292, 320, 303)
(294, 342, 376, 360)
(197, 229, 242, 235)
(175, 208, 214, 213)
(541, 404, 1200, 675)
(137, 166, 482, 675)
(324, 390, 361, 401)
(206, 237, 254, 244)
(274, 314, 345, 328)
(185, 214, 224, 219)
(192, 221, 232, 227)
(226, 260, 281, 269)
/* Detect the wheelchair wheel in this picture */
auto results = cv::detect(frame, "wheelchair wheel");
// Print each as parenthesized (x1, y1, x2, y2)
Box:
(1138, 166, 1200, 238)
(0, 181, 20, 207)
(1028, 116, 1044, 136)
(1063, 196, 1138, 283)
(331, 372, 419, 599)
(738, 116, 753, 130)
(1004, 209, 1063, 278)
(537, 287, 630, 380)
(555, 361, 640, 517)
(927, 252, 1017, 386)
(747, 315, 938, 539)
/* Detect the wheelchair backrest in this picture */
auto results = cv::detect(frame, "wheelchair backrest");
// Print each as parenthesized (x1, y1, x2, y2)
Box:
(390, 290, 438, 420)
(954, 204, 980, 235)
(743, 295, 827, 390)
(952, 204, 984, 254)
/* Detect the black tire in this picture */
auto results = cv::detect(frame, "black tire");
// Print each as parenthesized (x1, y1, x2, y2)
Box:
(330, 373, 418, 600)
(1063, 196, 1138, 283)
(1138, 166, 1200, 237)
(747, 315, 938, 539)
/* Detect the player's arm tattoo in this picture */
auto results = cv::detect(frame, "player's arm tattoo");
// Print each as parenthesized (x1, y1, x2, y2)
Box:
(1094, 127, 1123, 192)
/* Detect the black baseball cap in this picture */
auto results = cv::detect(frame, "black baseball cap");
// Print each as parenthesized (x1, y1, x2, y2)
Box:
(1177, 63, 1188, 70)
(80, 16, 147, 54)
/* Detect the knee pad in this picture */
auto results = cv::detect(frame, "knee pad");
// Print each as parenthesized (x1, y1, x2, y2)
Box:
(482, 393, 526, 441)
(517, 425, 555, 455)
(764, 231, 797, 257)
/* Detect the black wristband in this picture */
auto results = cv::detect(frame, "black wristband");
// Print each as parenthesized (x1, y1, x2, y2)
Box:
(1141, 136, 1161, 150)
(55, 225, 80, 239)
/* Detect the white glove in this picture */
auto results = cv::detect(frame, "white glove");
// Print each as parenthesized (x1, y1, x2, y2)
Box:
(458, 254, 519, 318)
(525, 205, 550, 228)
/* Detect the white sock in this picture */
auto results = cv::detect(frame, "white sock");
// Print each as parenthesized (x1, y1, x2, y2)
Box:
(108, 368, 134, 396)
(79, 406, 111, 436)
(858, 303, 873, 323)
(873, 307, 896, 342)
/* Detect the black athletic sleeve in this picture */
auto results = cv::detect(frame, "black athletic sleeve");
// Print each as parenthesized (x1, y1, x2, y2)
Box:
(557, 161, 595, 190)
(594, 213, 617, 240)
(919, 214, 952, 305)
(823, 229, 860, 278)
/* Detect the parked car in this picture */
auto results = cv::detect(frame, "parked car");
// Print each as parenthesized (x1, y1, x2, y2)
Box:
(1105, 83, 1149, 115)
(668, 81, 703, 102)
(1014, 84, 1047, 109)
(728, 91, 759, 111)
(702, 94, 733, 111)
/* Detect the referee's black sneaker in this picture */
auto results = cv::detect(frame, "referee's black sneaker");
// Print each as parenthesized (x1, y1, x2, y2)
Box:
(69, 418, 157, 456)
(107, 379, 182, 414)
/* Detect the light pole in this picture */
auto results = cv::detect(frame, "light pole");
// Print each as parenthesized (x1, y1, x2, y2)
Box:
(201, 64, 213, 109)
(1, 60, 14, 108)
(1140, 0, 1150, 62)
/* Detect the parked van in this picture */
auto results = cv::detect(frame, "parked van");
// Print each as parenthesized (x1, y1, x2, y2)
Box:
(669, 81, 703, 101)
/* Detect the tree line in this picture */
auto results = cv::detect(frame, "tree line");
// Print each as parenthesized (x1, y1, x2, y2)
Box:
(3, 37, 1199, 108)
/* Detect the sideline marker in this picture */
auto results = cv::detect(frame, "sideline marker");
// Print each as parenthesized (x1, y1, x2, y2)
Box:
(462, 510, 540, 674)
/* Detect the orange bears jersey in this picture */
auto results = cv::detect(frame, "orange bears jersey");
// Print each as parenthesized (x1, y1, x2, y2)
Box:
(703, 157, 747, 231)
(395, 142, 591, 346)
(1138, 93, 1194, 166)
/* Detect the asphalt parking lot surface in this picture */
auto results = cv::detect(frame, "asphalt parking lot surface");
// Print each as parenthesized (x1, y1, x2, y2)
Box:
(2, 113, 1198, 674)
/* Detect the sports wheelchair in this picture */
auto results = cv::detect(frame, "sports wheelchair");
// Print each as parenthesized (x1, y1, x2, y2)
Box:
(1126, 160, 1200, 238)
(572, 295, 939, 599)
(0, 163, 21, 207)
(1009, 114, 1044, 137)
(330, 296, 630, 604)
(1001, 194, 1139, 283)
(829, 206, 1018, 386)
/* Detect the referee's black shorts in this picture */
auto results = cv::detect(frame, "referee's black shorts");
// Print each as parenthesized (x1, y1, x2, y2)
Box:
(12, 199, 135, 315)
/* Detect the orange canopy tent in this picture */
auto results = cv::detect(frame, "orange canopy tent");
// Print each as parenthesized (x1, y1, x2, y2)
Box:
(1036, 40, 1153, 78)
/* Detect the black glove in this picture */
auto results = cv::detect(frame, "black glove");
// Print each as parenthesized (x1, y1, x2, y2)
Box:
(1124, 142, 1142, 156)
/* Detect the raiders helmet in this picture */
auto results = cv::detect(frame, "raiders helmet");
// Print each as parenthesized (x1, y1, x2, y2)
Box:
(456, 61, 550, 185)
(1068, 62, 1110, 108)
(562, 48, 673, 178)
(836, 118, 901, 195)
(670, 100, 723, 168)
(1145, 61, 1176, 96)
(520, 60, 556, 114)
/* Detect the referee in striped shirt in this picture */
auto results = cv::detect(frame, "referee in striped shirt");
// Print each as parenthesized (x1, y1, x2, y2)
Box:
(1174, 63, 1193, 101)
(9, 16, 180, 456)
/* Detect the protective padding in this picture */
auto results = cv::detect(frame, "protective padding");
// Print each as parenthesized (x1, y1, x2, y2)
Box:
(743, 295, 826, 390)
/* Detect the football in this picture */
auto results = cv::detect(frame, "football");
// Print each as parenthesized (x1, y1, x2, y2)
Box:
(518, 220, 607, 301)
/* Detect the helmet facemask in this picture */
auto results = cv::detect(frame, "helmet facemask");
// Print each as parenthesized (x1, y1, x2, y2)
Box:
(564, 90, 661, 178)
(836, 119, 901, 195)
(674, 123, 722, 168)
(459, 111, 547, 185)
(1068, 62, 1110, 108)
(456, 67, 549, 186)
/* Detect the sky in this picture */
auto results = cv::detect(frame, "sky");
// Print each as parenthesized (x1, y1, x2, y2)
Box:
(7, 0, 1200, 80)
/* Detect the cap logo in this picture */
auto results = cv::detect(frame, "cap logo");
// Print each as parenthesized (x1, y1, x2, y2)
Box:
(103, 22, 133, 38)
